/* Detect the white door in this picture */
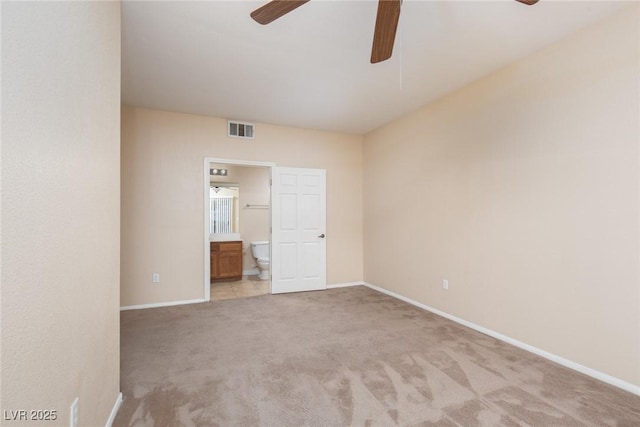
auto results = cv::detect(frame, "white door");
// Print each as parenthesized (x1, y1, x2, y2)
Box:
(271, 167, 326, 294)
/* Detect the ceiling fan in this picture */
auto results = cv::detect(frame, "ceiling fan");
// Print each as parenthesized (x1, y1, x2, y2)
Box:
(251, 0, 540, 64)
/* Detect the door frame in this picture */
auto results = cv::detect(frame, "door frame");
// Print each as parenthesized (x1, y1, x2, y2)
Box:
(203, 157, 275, 301)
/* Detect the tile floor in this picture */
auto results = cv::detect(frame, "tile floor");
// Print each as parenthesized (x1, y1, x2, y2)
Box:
(210, 275, 270, 301)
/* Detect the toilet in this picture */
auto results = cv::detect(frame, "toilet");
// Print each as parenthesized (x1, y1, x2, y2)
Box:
(250, 241, 270, 280)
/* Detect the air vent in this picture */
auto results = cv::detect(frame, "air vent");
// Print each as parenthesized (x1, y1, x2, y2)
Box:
(228, 121, 254, 139)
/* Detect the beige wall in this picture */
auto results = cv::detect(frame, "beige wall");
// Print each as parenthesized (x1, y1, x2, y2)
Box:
(363, 5, 640, 387)
(121, 106, 363, 306)
(1, 1, 121, 425)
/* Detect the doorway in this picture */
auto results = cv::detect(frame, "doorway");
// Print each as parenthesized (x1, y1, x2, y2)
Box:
(203, 158, 275, 301)
(203, 158, 328, 300)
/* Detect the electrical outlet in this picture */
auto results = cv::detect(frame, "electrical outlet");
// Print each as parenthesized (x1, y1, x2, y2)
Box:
(152, 273, 160, 283)
(70, 398, 78, 427)
(442, 279, 449, 290)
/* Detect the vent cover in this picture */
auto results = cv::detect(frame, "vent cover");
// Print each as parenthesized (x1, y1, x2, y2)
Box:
(228, 121, 254, 139)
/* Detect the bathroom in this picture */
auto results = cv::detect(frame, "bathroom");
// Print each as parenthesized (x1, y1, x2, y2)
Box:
(209, 163, 271, 300)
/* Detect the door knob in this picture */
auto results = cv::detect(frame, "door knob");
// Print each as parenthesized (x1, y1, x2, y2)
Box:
(318, 233, 325, 238)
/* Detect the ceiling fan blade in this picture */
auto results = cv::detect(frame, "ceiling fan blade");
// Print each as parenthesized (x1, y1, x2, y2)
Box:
(371, 0, 402, 64)
(515, 0, 540, 5)
(250, 0, 310, 25)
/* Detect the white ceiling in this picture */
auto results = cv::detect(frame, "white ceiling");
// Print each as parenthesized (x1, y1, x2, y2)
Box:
(121, 0, 628, 135)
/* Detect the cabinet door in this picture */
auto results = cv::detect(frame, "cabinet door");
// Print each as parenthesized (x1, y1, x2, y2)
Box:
(218, 241, 242, 278)
(210, 243, 220, 280)
(219, 251, 242, 278)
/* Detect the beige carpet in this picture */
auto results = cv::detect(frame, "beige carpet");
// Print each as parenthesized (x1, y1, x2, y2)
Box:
(114, 286, 640, 426)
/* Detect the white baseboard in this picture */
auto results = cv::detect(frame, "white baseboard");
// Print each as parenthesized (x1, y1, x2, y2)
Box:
(327, 281, 365, 289)
(120, 298, 206, 311)
(243, 268, 260, 276)
(105, 392, 122, 427)
(362, 282, 640, 397)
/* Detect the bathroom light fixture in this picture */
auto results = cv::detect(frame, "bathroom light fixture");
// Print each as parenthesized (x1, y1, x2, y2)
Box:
(210, 168, 228, 176)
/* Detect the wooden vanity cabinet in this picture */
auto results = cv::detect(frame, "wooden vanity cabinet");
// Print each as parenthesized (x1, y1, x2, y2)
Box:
(210, 241, 243, 282)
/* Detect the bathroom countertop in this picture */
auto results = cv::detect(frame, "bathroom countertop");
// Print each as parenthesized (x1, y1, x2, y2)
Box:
(210, 233, 242, 242)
